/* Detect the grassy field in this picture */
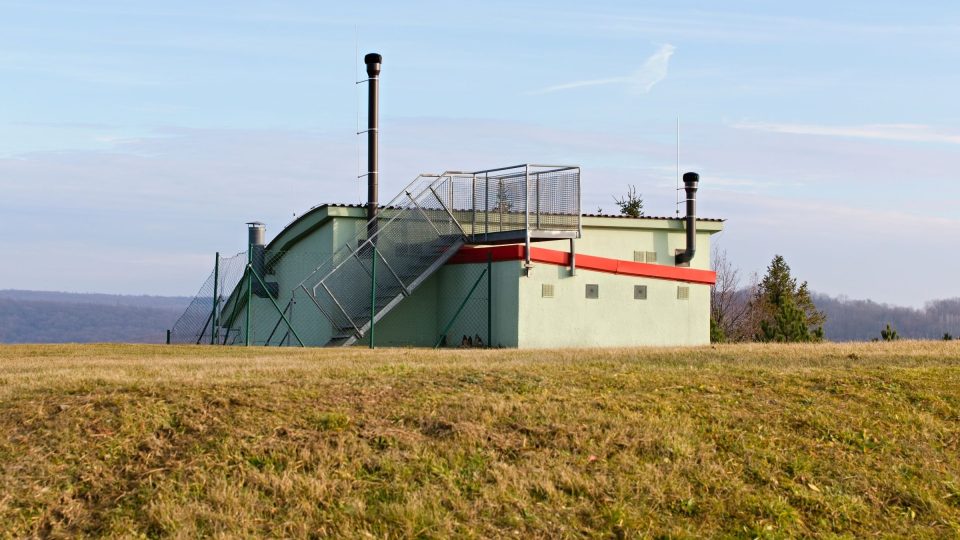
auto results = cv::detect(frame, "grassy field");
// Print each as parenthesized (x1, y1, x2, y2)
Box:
(1, 342, 959, 538)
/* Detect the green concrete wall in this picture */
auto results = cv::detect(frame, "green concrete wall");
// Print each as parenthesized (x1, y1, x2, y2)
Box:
(438, 260, 520, 348)
(538, 217, 721, 271)
(519, 217, 718, 348)
(234, 208, 720, 348)
(226, 206, 370, 346)
(269, 219, 335, 346)
(373, 260, 521, 348)
(517, 264, 710, 348)
(364, 272, 439, 347)
(223, 280, 296, 346)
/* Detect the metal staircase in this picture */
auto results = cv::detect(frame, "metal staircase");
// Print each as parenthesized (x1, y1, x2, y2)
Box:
(294, 164, 581, 347)
(294, 172, 466, 346)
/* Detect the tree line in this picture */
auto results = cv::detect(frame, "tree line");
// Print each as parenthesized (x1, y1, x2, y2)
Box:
(0, 293, 189, 344)
(710, 251, 960, 343)
(609, 185, 959, 342)
(710, 252, 825, 343)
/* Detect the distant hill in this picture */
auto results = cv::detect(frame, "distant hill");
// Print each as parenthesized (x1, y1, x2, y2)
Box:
(2, 289, 957, 344)
(815, 293, 960, 341)
(0, 290, 191, 344)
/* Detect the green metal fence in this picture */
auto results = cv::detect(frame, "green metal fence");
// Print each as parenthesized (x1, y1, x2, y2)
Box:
(168, 248, 493, 348)
(168, 251, 247, 345)
(434, 257, 492, 349)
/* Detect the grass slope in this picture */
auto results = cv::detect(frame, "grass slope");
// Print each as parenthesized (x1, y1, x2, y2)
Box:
(1, 342, 959, 538)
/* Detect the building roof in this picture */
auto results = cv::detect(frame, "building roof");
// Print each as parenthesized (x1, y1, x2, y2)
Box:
(291, 203, 724, 222)
(267, 202, 724, 253)
(580, 212, 724, 222)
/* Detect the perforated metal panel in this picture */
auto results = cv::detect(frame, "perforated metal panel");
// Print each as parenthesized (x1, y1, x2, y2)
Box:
(585, 284, 599, 299)
(633, 251, 658, 264)
(634, 285, 647, 300)
(460, 165, 580, 241)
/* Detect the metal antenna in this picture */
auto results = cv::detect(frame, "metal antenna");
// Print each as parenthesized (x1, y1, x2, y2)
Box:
(355, 26, 362, 204)
(676, 116, 680, 217)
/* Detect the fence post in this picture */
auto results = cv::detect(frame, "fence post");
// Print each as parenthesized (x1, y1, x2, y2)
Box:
(487, 251, 492, 348)
(211, 252, 219, 345)
(166, 329, 171, 344)
(524, 165, 531, 265)
(245, 247, 252, 346)
(369, 250, 377, 349)
(485, 173, 490, 241)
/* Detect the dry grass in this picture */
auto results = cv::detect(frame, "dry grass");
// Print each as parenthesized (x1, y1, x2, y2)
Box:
(1, 341, 959, 538)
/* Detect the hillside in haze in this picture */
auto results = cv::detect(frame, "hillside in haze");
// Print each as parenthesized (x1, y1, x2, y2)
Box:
(0, 290, 190, 344)
(815, 294, 960, 341)
(1, 290, 958, 344)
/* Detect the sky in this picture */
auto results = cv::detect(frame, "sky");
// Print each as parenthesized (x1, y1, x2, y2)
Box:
(1, 0, 958, 306)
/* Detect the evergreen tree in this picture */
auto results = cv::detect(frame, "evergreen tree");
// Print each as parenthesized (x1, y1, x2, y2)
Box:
(754, 255, 826, 342)
(494, 182, 513, 214)
(710, 316, 726, 343)
(760, 296, 813, 342)
(881, 323, 899, 341)
(613, 185, 644, 218)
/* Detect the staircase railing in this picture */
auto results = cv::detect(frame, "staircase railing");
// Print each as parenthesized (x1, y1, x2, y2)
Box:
(294, 172, 468, 345)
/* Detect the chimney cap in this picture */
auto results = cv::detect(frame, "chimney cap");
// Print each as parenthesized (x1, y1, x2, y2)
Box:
(246, 221, 265, 227)
(682, 172, 699, 184)
(364, 52, 382, 77)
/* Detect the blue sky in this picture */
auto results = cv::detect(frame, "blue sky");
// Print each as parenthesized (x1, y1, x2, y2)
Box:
(2, 0, 958, 306)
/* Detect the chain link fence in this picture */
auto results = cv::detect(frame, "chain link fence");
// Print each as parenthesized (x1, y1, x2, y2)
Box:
(169, 249, 494, 349)
(168, 251, 247, 345)
(433, 261, 491, 348)
(216, 250, 332, 347)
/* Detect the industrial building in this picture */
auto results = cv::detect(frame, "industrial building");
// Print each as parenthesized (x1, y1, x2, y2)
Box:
(169, 53, 723, 348)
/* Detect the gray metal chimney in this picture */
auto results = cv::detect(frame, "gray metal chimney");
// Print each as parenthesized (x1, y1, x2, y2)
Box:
(246, 221, 277, 297)
(247, 221, 265, 248)
(247, 221, 266, 281)
(364, 53, 381, 229)
(674, 172, 699, 267)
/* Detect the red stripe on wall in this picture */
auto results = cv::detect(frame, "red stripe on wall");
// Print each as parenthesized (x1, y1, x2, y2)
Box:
(447, 245, 716, 285)
(447, 244, 526, 264)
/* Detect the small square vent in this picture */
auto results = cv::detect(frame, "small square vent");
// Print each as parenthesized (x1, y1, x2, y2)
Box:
(585, 284, 599, 299)
(541, 283, 555, 298)
(634, 285, 648, 300)
(677, 286, 690, 300)
(633, 251, 658, 264)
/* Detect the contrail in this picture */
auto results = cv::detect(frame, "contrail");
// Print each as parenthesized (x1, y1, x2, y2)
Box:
(529, 44, 675, 95)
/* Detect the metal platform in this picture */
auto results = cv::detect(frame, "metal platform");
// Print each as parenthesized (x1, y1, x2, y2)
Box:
(466, 228, 579, 245)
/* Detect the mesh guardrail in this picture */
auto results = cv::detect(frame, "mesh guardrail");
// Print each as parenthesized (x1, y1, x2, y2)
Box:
(439, 165, 580, 240)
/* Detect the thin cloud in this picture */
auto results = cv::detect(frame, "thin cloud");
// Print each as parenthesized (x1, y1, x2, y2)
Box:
(529, 44, 675, 95)
(733, 121, 960, 145)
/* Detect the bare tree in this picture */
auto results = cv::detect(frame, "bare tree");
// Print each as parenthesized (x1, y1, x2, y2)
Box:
(711, 247, 759, 341)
